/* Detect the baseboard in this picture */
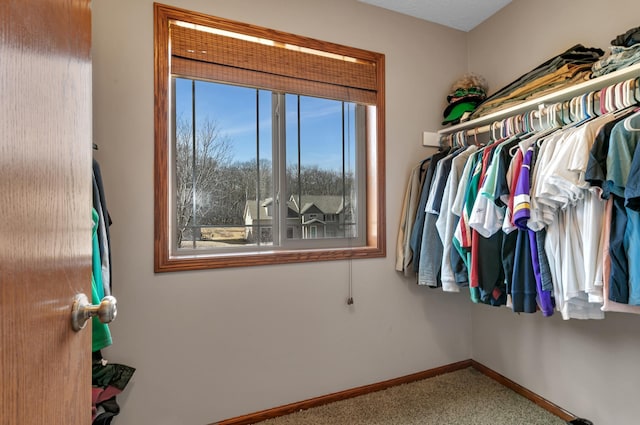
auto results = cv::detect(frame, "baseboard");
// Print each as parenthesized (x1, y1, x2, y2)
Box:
(471, 360, 576, 421)
(212, 359, 575, 424)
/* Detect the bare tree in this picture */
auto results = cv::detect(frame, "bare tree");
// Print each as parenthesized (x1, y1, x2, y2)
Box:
(175, 116, 233, 246)
(286, 163, 353, 197)
(217, 158, 273, 223)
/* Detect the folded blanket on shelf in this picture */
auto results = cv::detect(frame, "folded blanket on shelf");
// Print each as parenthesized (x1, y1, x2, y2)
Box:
(469, 44, 603, 120)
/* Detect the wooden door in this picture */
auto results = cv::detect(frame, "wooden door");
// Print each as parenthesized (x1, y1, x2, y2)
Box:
(0, 1, 93, 424)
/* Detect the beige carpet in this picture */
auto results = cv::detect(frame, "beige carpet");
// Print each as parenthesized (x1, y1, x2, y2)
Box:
(255, 368, 568, 425)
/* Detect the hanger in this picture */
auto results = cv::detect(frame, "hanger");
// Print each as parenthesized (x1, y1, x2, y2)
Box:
(584, 93, 593, 120)
(507, 116, 515, 137)
(532, 110, 542, 132)
(621, 81, 630, 108)
(609, 86, 616, 113)
(543, 104, 552, 129)
(501, 118, 509, 139)
(569, 96, 580, 123)
(438, 134, 450, 151)
(504, 117, 512, 138)
(559, 101, 571, 125)
(570, 98, 579, 123)
(599, 86, 606, 114)
(526, 104, 560, 149)
(517, 114, 526, 134)
(589, 91, 596, 117)
(472, 127, 480, 146)
(621, 80, 630, 108)
(625, 79, 638, 107)
(555, 102, 564, 126)
(499, 118, 507, 139)
(592, 90, 601, 116)
(490, 121, 499, 142)
(511, 115, 520, 136)
(525, 111, 533, 132)
(626, 80, 636, 106)
(458, 130, 467, 147)
(607, 84, 616, 113)
(624, 109, 640, 131)
(615, 82, 625, 111)
(581, 93, 590, 121)
(598, 87, 607, 115)
(556, 101, 564, 125)
(569, 95, 585, 125)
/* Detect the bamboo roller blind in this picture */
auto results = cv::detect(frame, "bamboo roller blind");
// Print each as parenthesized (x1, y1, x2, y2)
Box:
(169, 23, 379, 104)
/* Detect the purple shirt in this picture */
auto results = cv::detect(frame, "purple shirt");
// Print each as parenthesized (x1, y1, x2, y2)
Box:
(513, 146, 554, 317)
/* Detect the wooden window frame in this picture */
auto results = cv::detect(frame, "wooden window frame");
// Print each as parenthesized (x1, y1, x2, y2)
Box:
(153, 3, 386, 271)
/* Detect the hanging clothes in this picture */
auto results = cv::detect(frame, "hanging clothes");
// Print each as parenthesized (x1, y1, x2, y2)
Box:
(93, 158, 112, 297)
(396, 160, 427, 275)
(398, 82, 640, 320)
(419, 147, 458, 286)
(436, 145, 478, 292)
(92, 208, 112, 351)
(606, 112, 640, 304)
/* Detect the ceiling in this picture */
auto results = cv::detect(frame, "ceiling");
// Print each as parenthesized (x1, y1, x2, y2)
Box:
(358, 0, 512, 32)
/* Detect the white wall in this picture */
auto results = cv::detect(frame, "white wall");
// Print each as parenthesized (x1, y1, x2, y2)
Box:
(468, 0, 640, 96)
(468, 1, 640, 423)
(92, 1, 470, 424)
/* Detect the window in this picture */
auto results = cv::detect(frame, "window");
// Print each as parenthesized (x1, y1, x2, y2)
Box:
(154, 3, 385, 271)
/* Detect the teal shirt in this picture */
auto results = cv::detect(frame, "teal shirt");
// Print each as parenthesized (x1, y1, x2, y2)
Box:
(92, 208, 112, 351)
(607, 117, 640, 306)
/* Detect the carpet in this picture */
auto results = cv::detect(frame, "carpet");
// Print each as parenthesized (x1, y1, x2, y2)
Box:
(254, 367, 568, 425)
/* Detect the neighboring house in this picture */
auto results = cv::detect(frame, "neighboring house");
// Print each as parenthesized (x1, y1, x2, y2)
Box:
(244, 195, 352, 242)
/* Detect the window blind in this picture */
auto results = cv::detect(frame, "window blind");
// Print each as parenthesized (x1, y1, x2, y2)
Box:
(169, 21, 379, 104)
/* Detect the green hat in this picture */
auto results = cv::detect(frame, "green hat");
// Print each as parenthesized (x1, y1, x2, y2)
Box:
(442, 99, 480, 125)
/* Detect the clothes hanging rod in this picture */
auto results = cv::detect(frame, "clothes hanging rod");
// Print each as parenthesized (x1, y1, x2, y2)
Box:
(437, 62, 640, 136)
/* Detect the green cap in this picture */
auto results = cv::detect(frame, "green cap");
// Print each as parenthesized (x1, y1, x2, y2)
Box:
(442, 100, 479, 125)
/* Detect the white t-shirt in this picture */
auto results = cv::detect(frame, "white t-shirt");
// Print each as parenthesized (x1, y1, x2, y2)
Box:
(535, 117, 615, 319)
(468, 141, 508, 237)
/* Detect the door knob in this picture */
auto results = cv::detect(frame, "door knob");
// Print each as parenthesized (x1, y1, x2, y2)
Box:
(71, 293, 117, 331)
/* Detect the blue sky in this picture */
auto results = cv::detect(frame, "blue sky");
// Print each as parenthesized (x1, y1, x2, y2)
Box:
(175, 78, 356, 172)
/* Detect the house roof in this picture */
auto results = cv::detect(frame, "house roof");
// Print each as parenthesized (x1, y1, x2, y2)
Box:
(303, 217, 326, 225)
(245, 199, 272, 220)
(245, 195, 347, 220)
(288, 195, 345, 214)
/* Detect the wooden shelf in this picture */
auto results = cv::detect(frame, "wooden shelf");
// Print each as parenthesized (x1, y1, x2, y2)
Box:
(436, 62, 640, 137)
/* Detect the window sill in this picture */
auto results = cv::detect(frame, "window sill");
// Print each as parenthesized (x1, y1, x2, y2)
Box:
(154, 244, 386, 272)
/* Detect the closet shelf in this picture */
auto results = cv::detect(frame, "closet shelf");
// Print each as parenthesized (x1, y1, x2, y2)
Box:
(437, 61, 640, 136)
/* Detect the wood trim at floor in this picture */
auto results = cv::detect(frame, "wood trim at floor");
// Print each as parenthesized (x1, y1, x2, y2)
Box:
(212, 359, 576, 424)
(212, 359, 472, 425)
(471, 360, 576, 422)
